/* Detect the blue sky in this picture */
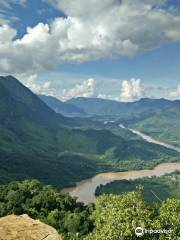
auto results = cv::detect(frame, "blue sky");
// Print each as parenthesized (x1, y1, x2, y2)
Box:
(0, 0, 180, 101)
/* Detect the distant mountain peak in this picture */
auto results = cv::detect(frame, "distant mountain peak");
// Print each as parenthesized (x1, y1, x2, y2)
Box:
(39, 94, 86, 117)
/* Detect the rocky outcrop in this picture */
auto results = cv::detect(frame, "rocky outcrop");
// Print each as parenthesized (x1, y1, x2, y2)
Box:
(0, 214, 61, 240)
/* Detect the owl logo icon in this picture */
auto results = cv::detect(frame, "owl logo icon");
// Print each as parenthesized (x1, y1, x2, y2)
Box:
(135, 227, 144, 237)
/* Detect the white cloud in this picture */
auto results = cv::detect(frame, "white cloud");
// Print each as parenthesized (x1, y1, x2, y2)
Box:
(22, 74, 96, 101)
(61, 78, 96, 101)
(1, 0, 180, 74)
(120, 78, 145, 101)
(25, 74, 56, 96)
(0, 14, 10, 25)
(98, 78, 146, 102)
(169, 84, 180, 100)
(97, 93, 120, 101)
(0, 24, 16, 42)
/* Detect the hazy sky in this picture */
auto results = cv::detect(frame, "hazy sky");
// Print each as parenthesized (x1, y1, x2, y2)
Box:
(0, 0, 180, 101)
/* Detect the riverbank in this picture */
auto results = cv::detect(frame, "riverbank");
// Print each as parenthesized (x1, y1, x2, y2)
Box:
(95, 171, 180, 203)
(63, 162, 180, 204)
(62, 125, 180, 203)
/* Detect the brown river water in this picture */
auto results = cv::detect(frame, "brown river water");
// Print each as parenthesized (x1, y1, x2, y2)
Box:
(62, 127, 180, 204)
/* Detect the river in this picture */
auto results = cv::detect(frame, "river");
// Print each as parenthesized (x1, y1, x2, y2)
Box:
(63, 126, 180, 204)
(127, 127, 180, 153)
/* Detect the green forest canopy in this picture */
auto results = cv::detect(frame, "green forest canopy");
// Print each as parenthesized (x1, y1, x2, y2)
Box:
(0, 180, 179, 240)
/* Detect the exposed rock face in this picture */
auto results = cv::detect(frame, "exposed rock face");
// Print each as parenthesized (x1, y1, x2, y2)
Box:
(0, 214, 61, 240)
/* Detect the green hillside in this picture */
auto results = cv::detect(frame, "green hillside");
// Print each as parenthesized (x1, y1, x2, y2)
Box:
(39, 94, 86, 117)
(67, 97, 179, 116)
(0, 76, 179, 189)
(126, 107, 180, 147)
(95, 171, 180, 203)
(68, 97, 180, 147)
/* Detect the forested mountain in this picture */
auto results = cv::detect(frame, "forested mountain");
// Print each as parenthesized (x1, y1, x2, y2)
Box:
(67, 96, 180, 147)
(0, 76, 179, 188)
(0, 76, 66, 125)
(0, 76, 107, 186)
(39, 93, 180, 148)
(67, 97, 180, 116)
(124, 105, 180, 147)
(39, 94, 86, 117)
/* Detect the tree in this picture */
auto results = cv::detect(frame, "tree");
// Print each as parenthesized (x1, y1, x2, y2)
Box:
(88, 192, 154, 240)
(154, 199, 180, 240)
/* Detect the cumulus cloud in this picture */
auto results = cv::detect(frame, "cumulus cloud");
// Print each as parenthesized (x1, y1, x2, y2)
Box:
(98, 78, 145, 102)
(120, 78, 145, 101)
(25, 74, 56, 96)
(1, 0, 180, 74)
(0, 24, 16, 42)
(169, 84, 180, 100)
(23, 75, 96, 101)
(23, 74, 149, 102)
(60, 78, 96, 101)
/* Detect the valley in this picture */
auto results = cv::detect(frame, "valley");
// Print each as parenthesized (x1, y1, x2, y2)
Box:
(63, 163, 180, 204)
(1, 1, 180, 238)
(1, 76, 179, 190)
(0, 75, 180, 239)
(120, 124, 180, 153)
(62, 123, 180, 203)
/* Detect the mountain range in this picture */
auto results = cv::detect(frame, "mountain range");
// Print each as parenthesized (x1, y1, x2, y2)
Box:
(39, 94, 180, 117)
(39, 95, 86, 117)
(39, 94, 180, 146)
(0, 76, 179, 188)
(67, 97, 180, 116)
